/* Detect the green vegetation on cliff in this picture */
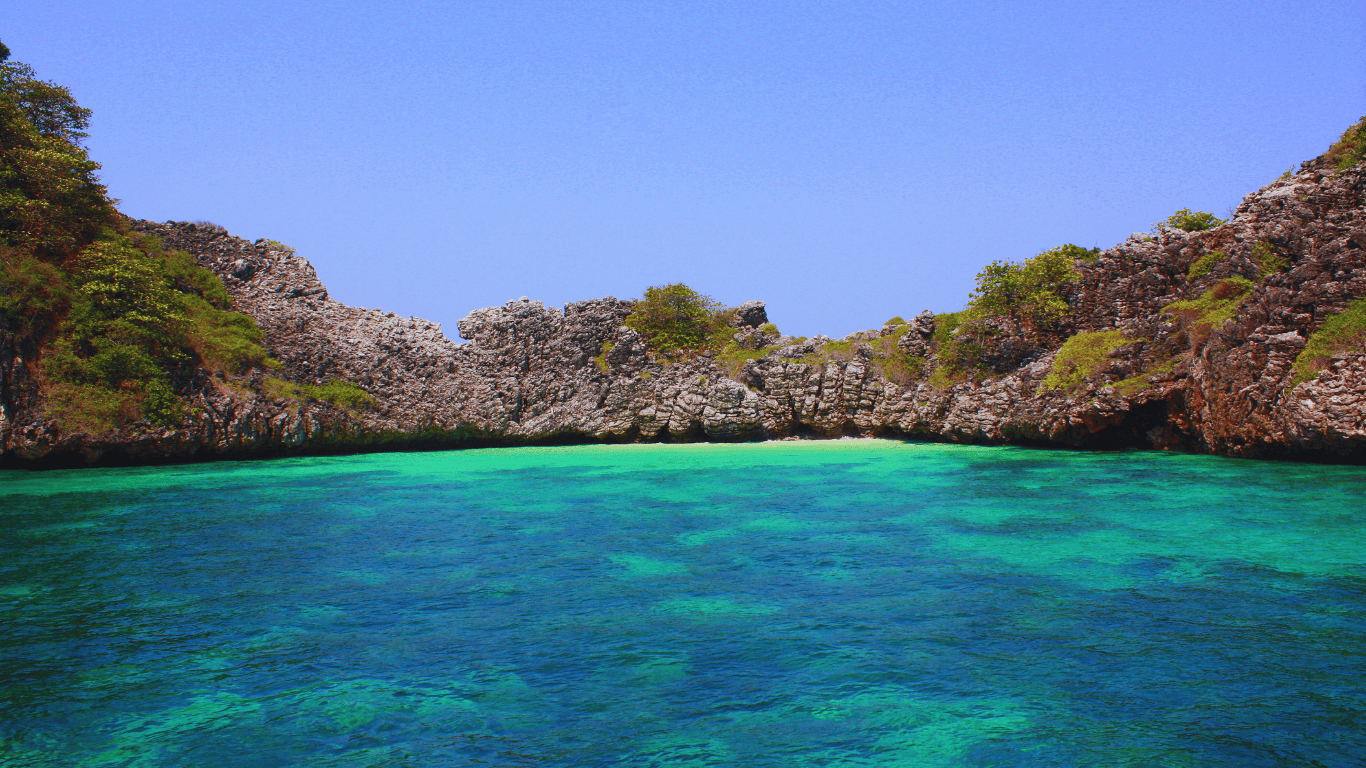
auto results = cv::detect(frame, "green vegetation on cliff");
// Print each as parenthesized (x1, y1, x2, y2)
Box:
(1158, 209, 1226, 232)
(795, 327, 922, 386)
(1253, 241, 1289, 277)
(625, 283, 725, 355)
(1040, 330, 1139, 390)
(1163, 277, 1255, 328)
(1187, 250, 1228, 279)
(1322, 116, 1366, 171)
(925, 245, 1086, 382)
(715, 343, 782, 377)
(0, 43, 275, 432)
(1290, 298, 1366, 388)
(265, 377, 375, 410)
(967, 245, 1078, 328)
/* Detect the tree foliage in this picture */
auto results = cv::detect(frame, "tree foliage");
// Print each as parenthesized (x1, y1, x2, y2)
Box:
(1158, 208, 1226, 232)
(42, 235, 274, 425)
(0, 43, 275, 431)
(927, 245, 1085, 379)
(967, 245, 1077, 328)
(624, 283, 724, 354)
(0, 45, 114, 261)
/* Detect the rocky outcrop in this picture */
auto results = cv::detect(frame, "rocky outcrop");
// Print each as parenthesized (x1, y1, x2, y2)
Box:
(3, 152, 1364, 466)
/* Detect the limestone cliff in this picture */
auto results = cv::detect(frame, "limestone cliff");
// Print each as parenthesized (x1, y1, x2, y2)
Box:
(3, 148, 1364, 465)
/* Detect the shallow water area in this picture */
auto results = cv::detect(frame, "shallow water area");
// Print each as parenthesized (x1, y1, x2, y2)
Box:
(2, 440, 1364, 767)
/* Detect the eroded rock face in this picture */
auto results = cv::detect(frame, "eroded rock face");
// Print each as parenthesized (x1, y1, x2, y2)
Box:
(734, 300, 768, 328)
(3, 156, 1364, 465)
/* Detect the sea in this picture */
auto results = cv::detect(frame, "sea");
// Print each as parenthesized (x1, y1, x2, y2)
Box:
(2, 440, 1363, 767)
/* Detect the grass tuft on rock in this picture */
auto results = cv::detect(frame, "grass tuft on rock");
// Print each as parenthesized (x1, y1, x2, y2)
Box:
(1163, 277, 1255, 328)
(716, 344, 782, 377)
(301, 380, 375, 410)
(1107, 356, 1182, 396)
(263, 377, 375, 410)
(593, 341, 614, 372)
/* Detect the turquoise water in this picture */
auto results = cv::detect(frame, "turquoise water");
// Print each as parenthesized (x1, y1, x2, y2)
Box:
(2, 441, 1364, 767)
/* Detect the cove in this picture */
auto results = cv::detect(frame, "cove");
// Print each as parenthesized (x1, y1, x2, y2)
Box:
(2, 440, 1364, 767)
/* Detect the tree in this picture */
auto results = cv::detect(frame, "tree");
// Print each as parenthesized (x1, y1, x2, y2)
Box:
(969, 261, 1027, 324)
(1158, 208, 1225, 232)
(0, 55, 92, 145)
(624, 283, 722, 354)
(967, 246, 1076, 330)
(0, 50, 112, 260)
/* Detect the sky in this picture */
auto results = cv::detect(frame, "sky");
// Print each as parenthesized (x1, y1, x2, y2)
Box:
(4, 1, 1364, 339)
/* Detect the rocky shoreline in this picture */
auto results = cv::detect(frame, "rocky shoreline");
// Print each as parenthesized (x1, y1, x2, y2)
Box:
(3, 153, 1364, 467)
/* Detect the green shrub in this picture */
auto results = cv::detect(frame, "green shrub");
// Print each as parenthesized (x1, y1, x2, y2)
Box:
(72, 238, 186, 338)
(884, 316, 907, 326)
(868, 325, 922, 385)
(300, 380, 375, 410)
(927, 362, 966, 389)
(1108, 356, 1182, 396)
(44, 382, 138, 434)
(930, 310, 967, 347)
(0, 59, 116, 261)
(163, 249, 233, 308)
(927, 309, 987, 378)
(1189, 244, 1285, 281)
(934, 244, 1081, 379)
(141, 380, 184, 425)
(1163, 277, 1255, 327)
(1290, 297, 1366, 387)
(1040, 330, 1136, 390)
(793, 325, 924, 385)
(592, 340, 614, 372)
(797, 339, 855, 366)
(863, 332, 922, 385)
(1055, 243, 1102, 263)
(259, 239, 295, 255)
(624, 283, 724, 355)
(758, 322, 780, 335)
(968, 245, 1076, 329)
(0, 247, 70, 332)
(879, 354, 925, 385)
(1253, 242, 1289, 277)
(266, 377, 373, 410)
(716, 344, 782, 376)
(1158, 209, 1226, 232)
(183, 294, 275, 373)
(261, 377, 298, 400)
(38, 235, 274, 431)
(1322, 116, 1366, 171)
(1187, 250, 1228, 279)
(811, 339, 855, 361)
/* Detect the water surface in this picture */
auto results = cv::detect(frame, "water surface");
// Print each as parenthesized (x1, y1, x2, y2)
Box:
(2, 441, 1364, 766)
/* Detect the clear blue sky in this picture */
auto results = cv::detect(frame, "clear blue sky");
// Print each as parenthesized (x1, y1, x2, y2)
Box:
(5, 1, 1363, 339)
